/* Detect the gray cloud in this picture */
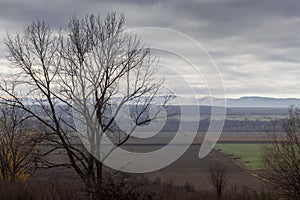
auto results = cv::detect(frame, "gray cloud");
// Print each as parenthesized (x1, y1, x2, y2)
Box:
(0, 0, 300, 98)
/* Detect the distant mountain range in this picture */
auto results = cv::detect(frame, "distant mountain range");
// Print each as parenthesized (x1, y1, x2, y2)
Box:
(197, 96, 300, 108)
(19, 96, 300, 108)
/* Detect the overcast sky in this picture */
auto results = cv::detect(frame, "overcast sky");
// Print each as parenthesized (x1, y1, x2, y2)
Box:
(0, 0, 300, 98)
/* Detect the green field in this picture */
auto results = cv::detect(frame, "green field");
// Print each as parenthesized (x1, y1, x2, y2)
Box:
(215, 144, 264, 170)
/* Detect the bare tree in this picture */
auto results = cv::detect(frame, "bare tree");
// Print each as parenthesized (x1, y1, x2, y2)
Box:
(262, 106, 300, 199)
(210, 164, 228, 200)
(0, 103, 40, 182)
(0, 12, 168, 192)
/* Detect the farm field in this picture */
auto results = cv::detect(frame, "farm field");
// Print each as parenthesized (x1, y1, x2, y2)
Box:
(143, 145, 268, 191)
(32, 131, 273, 194)
(215, 144, 264, 170)
(34, 143, 269, 192)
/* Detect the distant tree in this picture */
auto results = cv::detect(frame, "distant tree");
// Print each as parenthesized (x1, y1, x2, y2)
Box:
(210, 164, 228, 200)
(262, 106, 300, 199)
(0, 103, 40, 182)
(0, 12, 168, 194)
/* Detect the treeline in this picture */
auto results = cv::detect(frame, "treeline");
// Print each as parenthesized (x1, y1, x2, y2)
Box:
(162, 118, 284, 132)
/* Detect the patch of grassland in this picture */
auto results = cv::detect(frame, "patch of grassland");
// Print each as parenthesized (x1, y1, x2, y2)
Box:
(215, 144, 264, 170)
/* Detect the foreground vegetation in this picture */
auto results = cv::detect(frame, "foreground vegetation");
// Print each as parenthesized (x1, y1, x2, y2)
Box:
(0, 176, 278, 200)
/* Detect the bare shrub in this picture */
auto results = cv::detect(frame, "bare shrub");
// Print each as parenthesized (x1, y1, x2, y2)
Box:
(262, 106, 300, 199)
(210, 164, 228, 200)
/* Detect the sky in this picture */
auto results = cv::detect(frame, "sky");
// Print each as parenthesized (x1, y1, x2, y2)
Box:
(0, 0, 300, 99)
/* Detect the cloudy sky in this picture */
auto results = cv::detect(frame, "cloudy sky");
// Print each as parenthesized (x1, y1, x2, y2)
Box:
(0, 0, 300, 98)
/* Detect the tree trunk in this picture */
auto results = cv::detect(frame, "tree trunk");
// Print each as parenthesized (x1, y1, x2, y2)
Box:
(96, 159, 103, 186)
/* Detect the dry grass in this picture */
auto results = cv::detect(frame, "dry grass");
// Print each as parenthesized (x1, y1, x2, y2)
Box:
(0, 178, 85, 200)
(0, 175, 280, 200)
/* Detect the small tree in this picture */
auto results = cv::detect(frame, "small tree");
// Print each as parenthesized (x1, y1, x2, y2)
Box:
(210, 164, 228, 200)
(262, 106, 300, 199)
(0, 103, 40, 182)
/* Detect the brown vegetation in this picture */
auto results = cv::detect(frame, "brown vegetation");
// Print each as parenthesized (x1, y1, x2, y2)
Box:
(0, 104, 41, 182)
(0, 175, 278, 200)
